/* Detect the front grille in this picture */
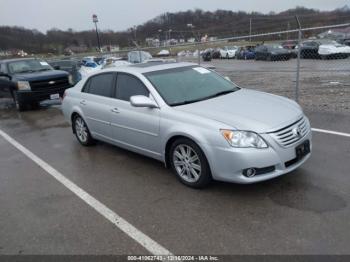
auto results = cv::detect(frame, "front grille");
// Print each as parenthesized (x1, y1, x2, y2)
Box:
(30, 77, 69, 92)
(268, 116, 309, 147)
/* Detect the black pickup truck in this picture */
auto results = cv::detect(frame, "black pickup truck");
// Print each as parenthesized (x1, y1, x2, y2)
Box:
(0, 58, 72, 110)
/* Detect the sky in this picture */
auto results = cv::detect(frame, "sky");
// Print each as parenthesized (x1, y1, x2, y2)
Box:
(0, 0, 348, 32)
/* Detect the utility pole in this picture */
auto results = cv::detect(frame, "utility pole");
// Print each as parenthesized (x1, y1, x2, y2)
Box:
(133, 25, 137, 43)
(168, 29, 172, 44)
(249, 18, 252, 42)
(187, 24, 200, 65)
(92, 14, 101, 52)
(295, 15, 302, 103)
(287, 22, 290, 40)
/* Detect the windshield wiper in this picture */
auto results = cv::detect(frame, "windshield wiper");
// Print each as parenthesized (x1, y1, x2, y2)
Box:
(171, 99, 203, 106)
(207, 90, 235, 98)
(171, 90, 236, 107)
(36, 68, 51, 72)
(16, 70, 35, 73)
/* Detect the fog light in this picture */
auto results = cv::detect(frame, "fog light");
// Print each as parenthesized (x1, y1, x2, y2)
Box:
(243, 168, 256, 178)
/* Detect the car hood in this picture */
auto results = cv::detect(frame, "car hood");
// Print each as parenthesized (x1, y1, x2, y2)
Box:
(318, 44, 350, 55)
(270, 49, 290, 54)
(174, 89, 302, 133)
(12, 70, 68, 81)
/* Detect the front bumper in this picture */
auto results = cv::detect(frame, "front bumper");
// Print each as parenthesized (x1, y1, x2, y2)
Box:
(16, 86, 70, 103)
(204, 130, 312, 184)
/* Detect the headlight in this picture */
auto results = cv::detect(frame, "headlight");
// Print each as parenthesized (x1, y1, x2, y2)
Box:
(220, 130, 268, 148)
(17, 81, 31, 91)
(68, 74, 74, 85)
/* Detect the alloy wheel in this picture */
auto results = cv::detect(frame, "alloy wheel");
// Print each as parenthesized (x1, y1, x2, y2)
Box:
(172, 144, 202, 183)
(75, 117, 88, 143)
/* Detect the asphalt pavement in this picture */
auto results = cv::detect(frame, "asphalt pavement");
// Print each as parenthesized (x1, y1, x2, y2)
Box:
(0, 99, 350, 255)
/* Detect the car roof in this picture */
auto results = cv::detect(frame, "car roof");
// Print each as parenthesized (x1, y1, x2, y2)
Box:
(0, 57, 37, 63)
(100, 61, 197, 74)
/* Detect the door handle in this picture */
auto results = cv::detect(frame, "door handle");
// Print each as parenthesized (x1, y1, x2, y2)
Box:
(111, 108, 120, 113)
(80, 100, 87, 106)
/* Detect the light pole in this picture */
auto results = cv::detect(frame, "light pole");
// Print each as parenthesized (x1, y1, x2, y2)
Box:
(249, 18, 252, 42)
(133, 25, 137, 42)
(168, 29, 172, 44)
(187, 24, 200, 65)
(158, 29, 162, 47)
(92, 14, 101, 52)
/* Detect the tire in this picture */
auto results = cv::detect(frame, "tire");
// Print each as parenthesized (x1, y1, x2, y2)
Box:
(73, 114, 95, 146)
(14, 93, 26, 111)
(31, 101, 40, 110)
(169, 138, 212, 188)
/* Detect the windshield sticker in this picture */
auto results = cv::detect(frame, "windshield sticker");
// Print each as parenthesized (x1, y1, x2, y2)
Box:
(193, 67, 211, 74)
(40, 61, 49, 66)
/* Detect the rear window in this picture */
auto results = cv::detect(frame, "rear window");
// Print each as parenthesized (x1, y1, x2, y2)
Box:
(85, 73, 114, 97)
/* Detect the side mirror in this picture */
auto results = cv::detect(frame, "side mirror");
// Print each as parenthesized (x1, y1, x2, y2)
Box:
(53, 65, 61, 70)
(0, 73, 11, 80)
(130, 95, 158, 108)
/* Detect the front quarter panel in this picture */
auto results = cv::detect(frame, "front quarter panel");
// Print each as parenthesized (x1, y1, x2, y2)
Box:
(159, 107, 232, 162)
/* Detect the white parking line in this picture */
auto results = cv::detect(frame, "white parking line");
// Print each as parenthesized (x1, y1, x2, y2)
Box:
(0, 128, 172, 256)
(312, 128, 350, 138)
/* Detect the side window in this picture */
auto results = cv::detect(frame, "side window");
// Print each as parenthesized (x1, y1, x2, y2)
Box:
(0, 63, 6, 73)
(85, 73, 114, 97)
(115, 73, 149, 101)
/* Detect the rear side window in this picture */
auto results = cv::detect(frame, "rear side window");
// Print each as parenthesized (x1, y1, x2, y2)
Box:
(85, 73, 114, 97)
(115, 73, 149, 101)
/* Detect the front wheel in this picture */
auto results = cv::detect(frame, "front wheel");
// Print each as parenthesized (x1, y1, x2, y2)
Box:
(14, 93, 26, 111)
(170, 138, 212, 188)
(73, 115, 95, 146)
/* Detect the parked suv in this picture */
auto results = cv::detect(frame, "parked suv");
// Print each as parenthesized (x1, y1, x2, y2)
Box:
(0, 58, 73, 110)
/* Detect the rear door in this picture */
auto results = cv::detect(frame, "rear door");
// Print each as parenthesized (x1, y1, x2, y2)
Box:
(110, 73, 161, 158)
(79, 72, 116, 140)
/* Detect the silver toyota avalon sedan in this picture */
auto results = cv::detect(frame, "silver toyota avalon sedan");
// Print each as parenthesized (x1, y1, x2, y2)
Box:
(61, 62, 312, 188)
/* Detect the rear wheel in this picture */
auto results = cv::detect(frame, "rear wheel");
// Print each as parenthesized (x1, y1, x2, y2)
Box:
(169, 138, 212, 188)
(73, 115, 95, 146)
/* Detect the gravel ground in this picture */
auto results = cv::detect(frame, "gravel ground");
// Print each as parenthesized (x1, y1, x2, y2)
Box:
(180, 57, 350, 114)
(1, 57, 349, 113)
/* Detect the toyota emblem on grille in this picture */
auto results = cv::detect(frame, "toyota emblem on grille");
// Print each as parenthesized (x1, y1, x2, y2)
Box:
(292, 127, 302, 138)
(49, 81, 55, 85)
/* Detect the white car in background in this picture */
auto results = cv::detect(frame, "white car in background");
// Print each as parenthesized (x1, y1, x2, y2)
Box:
(220, 46, 238, 59)
(157, 50, 170, 57)
(318, 40, 350, 59)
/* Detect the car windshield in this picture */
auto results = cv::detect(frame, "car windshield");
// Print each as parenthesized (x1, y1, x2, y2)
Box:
(319, 39, 342, 46)
(8, 59, 53, 74)
(268, 44, 284, 50)
(225, 46, 237, 50)
(144, 66, 240, 106)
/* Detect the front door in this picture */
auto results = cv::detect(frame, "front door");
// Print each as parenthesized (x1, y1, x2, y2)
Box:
(110, 73, 161, 158)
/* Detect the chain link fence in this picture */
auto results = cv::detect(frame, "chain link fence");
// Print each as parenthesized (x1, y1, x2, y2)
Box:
(40, 22, 350, 114)
(172, 23, 350, 113)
